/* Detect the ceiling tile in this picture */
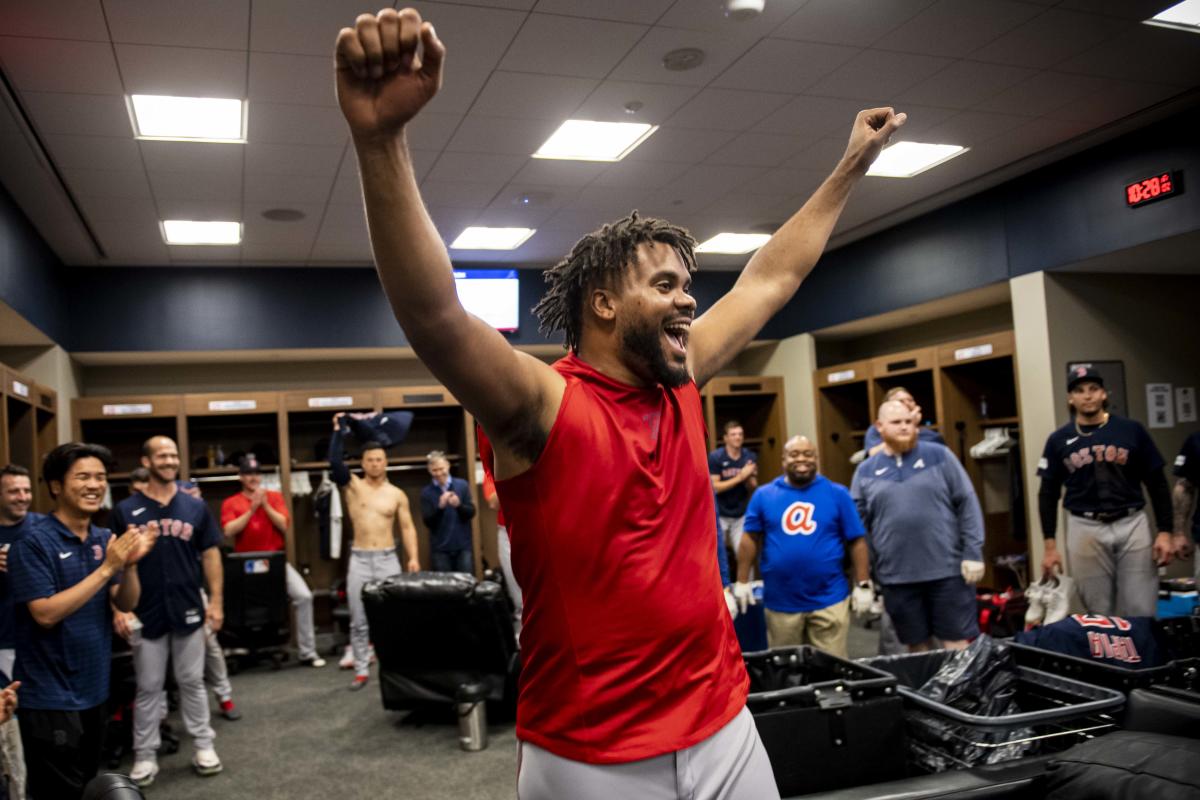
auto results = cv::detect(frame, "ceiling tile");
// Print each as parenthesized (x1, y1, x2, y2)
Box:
(532, 0, 674, 24)
(899, 60, 1037, 109)
(711, 38, 860, 94)
(665, 88, 792, 131)
(498, 14, 648, 78)
(742, 167, 829, 197)
(169, 244, 242, 263)
(573, 81, 699, 123)
(1045, 79, 1183, 126)
(971, 8, 1132, 70)
(309, 242, 372, 263)
(608, 26, 762, 87)
(154, 196, 243, 221)
(61, 168, 153, 200)
(698, 193, 806, 226)
(657, 0, 807, 38)
(623, 126, 735, 163)
(247, 103, 349, 146)
(445, 115, 561, 155)
(115, 43, 247, 97)
(249, 52, 337, 106)
(422, 63, 494, 115)
(592, 159, 690, 188)
(1055, 0, 1180, 20)
(330, 149, 437, 204)
(411, 2, 526, 73)
(148, 169, 241, 201)
(249, 0, 385, 56)
(704, 132, 814, 167)
(0, 37, 122, 94)
(915, 110, 1032, 147)
(242, 202, 323, 244)
(426, 152, 527, 184)
(426, 206, 483, 239)
(241, 241, 317, 263)
(804, 49, 952, 101)
(985, 71, 1110, 117)
(243, 173, 335, 204)
(470, 72, 598, 120)
(245, 143, 345, 176)
(660, 164, 769, 199)
(20, 92, 133, 137)
(0, 1, 111, 41)
(473, 199, 560, 229)
(1056, 25, 1200, 86)
(483, 184, 575, 226)
(88, 216, 171, 262)
(783, 137, 853, 171)
(140, 141, 243, 173)
(315, 203, 370, 244)
(405, 112, 464, 151)
(882, 0, 1044, 58)
(561, 184, 650, 213)
(545, 206, 633, 231)
(753, 94, 872, 138)
(509, 158, 607, 187)
(419, 180, 506, 208)
(43, 134, 142, 171)
(104, 0, 249, 49)
(772, 0, 935, 48)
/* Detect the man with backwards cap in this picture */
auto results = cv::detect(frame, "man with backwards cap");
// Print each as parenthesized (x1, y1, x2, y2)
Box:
(1037, 366, 1175, 616)
(333, 8, 904, 796)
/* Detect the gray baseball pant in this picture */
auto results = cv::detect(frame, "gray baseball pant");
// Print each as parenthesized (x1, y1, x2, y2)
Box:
(0, 648, 25, 800)
(133, 627, 215, 760)
(347, 548, 402, 677)
(285, 562, 319, 661)
(517, 706, 779, 800)
(1065, 511, 1158, 617)
(496, 525, 523, 638)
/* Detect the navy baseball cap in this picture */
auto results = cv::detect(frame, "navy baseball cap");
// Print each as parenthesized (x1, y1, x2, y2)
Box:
(237, 455, 261, 474)
(1067, 365, 1104, 391)
(347, 410, 414, 450)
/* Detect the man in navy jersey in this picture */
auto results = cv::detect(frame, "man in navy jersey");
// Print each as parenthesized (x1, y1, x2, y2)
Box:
(710, 421, 758, 577)
(107, 437, 224, 787)
(10, 443, 152, 799)
(0, 465, 38, 798)
(1038, 366, 1174, 617)
(1172, 431, 1199, 573)
(734, 436, 869, 658)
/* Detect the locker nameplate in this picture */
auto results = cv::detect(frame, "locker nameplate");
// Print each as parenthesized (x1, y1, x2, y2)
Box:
(827, 370, 855, 383)
(11, 380, 29, 398)
(307, 396, 354, 408)
(208, 400, 257, 412)
(954, 344, 993, 361)
(102, 403, 153, 416)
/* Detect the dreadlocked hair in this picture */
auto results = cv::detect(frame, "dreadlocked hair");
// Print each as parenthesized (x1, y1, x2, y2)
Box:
(533, 211, 697, 352)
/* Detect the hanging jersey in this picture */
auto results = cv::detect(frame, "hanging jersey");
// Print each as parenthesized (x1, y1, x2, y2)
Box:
(1174, 432, 1200, 540)
(1038, 415, 1164, 515)
(494, 353, 747, 765)
(1014, 614, 1165, 669)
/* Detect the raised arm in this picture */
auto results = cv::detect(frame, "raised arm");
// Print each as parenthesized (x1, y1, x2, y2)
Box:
(688, 109, 905, 386)
(335, 10, 561, 451)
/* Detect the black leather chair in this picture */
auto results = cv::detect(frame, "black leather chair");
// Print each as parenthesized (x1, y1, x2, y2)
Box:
(362, 571, 519, 712)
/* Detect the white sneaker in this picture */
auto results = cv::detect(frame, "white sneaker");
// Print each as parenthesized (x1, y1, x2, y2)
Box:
(130, 759, 159, 787)
(192, 748, 223, 777)
(1041, 574, 1074, 625)
(338, 645, 354, 670)
(1024, 582, 1046, 628)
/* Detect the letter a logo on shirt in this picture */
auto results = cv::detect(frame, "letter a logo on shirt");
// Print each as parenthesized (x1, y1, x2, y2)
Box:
(781, 501, 817, 536)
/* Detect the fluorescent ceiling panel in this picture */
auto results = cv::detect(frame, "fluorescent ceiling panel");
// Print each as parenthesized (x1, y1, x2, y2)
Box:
(1144, 0, 1200, 32)
(533, 120, 658, 162)
(449, 227, 535, 250)
(161, 220, 242, 245)
(129, 95, 246, 142)
(866, 142, 967, 178)
(695, 233, 772, 254)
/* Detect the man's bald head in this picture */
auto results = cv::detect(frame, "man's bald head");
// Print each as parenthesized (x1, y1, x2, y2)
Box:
(875, 400, 917, 453)
(877, 400, 910, 424)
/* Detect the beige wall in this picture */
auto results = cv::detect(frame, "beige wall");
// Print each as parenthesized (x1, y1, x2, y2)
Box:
(0, 344, 82, 443)
(816, 304, 1014, 367)
(734, 334, 816, 441)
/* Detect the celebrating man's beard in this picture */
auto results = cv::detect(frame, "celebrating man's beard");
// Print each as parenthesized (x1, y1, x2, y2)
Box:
(621, 317, 690, 388)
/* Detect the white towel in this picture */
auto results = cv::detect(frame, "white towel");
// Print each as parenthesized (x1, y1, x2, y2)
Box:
(330, 479, 343, 560)
(290, 470, 312, 497)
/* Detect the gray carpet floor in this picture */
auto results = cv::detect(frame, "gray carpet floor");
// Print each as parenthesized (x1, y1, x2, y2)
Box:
(137, 621, 881, 799)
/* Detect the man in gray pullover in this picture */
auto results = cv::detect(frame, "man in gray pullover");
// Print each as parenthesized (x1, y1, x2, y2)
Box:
(852, 401, 985, 652)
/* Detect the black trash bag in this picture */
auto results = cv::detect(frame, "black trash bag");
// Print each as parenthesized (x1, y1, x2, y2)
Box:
(917, 634, 1019, 717)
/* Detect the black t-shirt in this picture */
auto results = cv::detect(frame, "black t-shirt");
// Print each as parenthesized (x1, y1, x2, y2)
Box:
(708, 447, 756, 517)
(1038, 414, 1164, 515)
(1174, 431, 1200, 538)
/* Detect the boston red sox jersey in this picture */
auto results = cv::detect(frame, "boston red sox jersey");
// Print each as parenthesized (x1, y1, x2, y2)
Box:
(744, 475, 864, 613)
(1014, 614, 1165, 669)
(1038, 414, 1164, 516)
(109, 489, 221, 640)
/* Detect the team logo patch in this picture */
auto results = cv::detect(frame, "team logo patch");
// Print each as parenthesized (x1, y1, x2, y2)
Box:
(913, 458, 925, 469)
(781, 501, 817, 536)
(92, 544, 103, 561)
(1074, 366, 1088, 378)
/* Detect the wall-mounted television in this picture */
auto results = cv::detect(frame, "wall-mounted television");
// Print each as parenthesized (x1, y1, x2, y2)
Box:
(454, 269, 519, 332)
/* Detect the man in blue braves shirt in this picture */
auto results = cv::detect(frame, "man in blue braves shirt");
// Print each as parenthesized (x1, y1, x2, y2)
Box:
(852, 401, 985, 652)
(733, 436, 869, 658)
(10, 443, 153, 800)
(1037, 366, 1174, 617)
(107, 436, 224, 787)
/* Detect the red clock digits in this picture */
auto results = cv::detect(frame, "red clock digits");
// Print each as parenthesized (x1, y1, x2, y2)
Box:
(1161, 172, 1173, 192)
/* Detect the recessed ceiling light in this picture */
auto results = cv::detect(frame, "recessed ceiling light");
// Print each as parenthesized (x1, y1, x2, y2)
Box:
(449, 227, 535, 250)
(129, 95, 246, 142)
(1144, 0, 1200, 32)
(161, 220, 242, 245)
(663, 47, 705, 71)
(866, 142, 967, 178)
(695, 233, 771, 254)
(533, 120, 658, 162)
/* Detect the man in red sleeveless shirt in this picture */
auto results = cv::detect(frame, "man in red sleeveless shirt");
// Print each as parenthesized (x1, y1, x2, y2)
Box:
(334, 10, 903, 797)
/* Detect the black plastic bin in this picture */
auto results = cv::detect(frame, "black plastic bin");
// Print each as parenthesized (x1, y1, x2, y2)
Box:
(745, 646, 907, 796)
(863, 650, 1125, 772)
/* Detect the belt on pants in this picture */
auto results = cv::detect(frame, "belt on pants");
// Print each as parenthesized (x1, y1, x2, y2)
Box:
(1070, 507, 1139, 524)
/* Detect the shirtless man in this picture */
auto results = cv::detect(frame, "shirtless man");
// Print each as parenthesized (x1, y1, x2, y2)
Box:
(334, 9, 902, 795)
(329, 414, 419, 690)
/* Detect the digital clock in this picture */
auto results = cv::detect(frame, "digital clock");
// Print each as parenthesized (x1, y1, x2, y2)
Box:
(1125, 170, 1182, 208)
